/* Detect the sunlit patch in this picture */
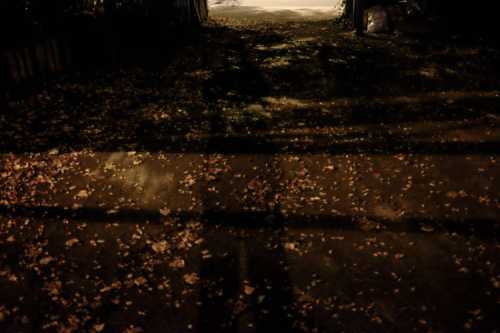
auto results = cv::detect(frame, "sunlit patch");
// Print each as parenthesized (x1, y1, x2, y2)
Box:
(262, 96, 310, 108)
(418, 66, 439, 79)
(94, 152, 176, 203)
(262, 55, 292, 68)
(254, 38, 317, 53)
(263, 90, 500, 110)
(255, 43, 293, 51)
(208, 0, 343, 23)
(140, 103, 171, 123)
(373, 205, 400, 221)
(292, 36, 318, 44)
(186, 69, 213, 80)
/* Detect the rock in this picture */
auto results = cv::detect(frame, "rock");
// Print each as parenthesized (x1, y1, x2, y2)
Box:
(366, 6, 391, 33)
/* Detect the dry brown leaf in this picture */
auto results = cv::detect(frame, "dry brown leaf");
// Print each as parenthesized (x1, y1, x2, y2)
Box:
(159, 208, 171, 216)
(169, 257, 185, 269)
(93, 323, 105, 332)
(151, 241, 168, 254)
(39, 256, 54, 265)
(65, 238, 79, 247)
(183, 273, 199, 285)
(244, 285, 255, 296)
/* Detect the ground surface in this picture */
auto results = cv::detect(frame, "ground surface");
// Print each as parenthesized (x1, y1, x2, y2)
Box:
(1, 12, 500, 333)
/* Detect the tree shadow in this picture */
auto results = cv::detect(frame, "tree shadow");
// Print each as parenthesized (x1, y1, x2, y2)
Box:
(0, 204, 498, 240)
(1, 23, 500, 156)
(1, 202, 499, 331)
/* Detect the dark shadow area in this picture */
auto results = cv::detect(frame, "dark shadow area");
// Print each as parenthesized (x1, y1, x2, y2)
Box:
(1, 203, 499, 331)
(0, 128, 498, 155)
(1, 197, 499, 331)
(0, 204, 498, 240)
(195, 118, 300, 331)
(434, 1, 500, 40)
(197, 228, 298, 332)
(1, 90, 499, 154)
(2, 199, 500, 332)
(2, 22, 499, 157)
(202, 27, 272, 104)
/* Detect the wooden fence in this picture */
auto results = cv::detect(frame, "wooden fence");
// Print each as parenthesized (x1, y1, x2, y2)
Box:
(2, 40, 72, 84)
(0, 0, 209, 86)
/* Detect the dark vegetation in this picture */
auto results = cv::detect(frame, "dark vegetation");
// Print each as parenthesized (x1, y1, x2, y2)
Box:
(0, 0, 208, 87)
(0, 0, 198, 48)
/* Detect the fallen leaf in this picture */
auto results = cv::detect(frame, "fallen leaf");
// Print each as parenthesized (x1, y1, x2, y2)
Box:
(169, 257, 185, 269)
(134, 276, 147, 286)
(159, 208, 171, 216)
(420, 225, 435, 233)
(183, 273, 199, 285)
(93, 323, 105, 332)
(394, 253, 405, 260)
(65, 238, 79, 247)
(323, 165, 335, 172)
(39, 257, 54, 265)
(244, 285, 255, 296)
(152, 241, 168, 254)
(76, 189, 89, 199)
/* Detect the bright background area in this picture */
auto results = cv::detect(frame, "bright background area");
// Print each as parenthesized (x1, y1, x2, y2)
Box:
(210, 0, 341, 6)
(208, 0, 344, 20)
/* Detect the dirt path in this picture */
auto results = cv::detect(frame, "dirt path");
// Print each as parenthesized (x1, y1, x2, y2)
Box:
(1, 16, 500, 333)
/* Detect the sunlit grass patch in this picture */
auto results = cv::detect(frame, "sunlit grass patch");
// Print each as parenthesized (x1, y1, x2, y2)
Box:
(262, 55, 292, 68)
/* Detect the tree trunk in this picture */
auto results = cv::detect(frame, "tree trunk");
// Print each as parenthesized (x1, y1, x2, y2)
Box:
(344, 0, 353, 19)
(353, 0, 364, 35)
